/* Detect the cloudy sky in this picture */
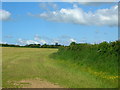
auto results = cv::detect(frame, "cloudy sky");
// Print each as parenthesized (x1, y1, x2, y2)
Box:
(1, 2, 118, 45)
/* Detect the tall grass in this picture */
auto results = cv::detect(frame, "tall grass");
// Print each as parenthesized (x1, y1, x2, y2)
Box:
(51, 41, 119, 87)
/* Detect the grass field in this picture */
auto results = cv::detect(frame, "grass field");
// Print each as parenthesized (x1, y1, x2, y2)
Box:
(2, 47, 118, 88)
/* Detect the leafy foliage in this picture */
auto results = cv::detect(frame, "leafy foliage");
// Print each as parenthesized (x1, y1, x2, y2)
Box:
(52, 41, 120, 75)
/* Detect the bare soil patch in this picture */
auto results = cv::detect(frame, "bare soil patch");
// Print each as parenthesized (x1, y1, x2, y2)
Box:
(19, 78, 62, 88)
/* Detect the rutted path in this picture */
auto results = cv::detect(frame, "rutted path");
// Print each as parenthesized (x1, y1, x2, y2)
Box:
(19, 78, 62, 88)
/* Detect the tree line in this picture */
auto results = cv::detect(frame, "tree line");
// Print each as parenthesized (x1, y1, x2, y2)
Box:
(68, 40, 120, 55)
(0, 43, 62, 48)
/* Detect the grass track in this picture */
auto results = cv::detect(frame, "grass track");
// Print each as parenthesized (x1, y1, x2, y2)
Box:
(2, 47, 117, 88)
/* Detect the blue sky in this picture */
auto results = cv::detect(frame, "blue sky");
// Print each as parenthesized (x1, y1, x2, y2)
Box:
(1, 2, 118, 45)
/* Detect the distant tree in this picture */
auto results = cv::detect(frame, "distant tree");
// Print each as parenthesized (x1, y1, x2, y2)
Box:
(55, 43, 59, 46)
(25, 44, 41, 48)
(70, 42, 76, 46)
(1, 44, 20, 47)
(41, 44, 48, 48)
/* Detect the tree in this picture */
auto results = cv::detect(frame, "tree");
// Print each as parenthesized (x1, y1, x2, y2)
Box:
(70, 42, 76, 46)
(55, 43, 59, 46)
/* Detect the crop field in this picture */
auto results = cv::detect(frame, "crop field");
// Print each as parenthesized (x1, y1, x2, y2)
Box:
(2, 47, 118, 88)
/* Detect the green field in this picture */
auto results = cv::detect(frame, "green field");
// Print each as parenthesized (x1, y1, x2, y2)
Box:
(2, 47, 118, 88)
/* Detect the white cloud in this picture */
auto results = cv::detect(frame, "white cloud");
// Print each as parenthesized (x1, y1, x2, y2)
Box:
(18, 35, 47, 45)
(0, 41, 7, 44)
(69, 38, 76, 42)
(18, 38, 40, 45)
(0, 9, 11, 21)
(39, 2, 58, 11)
(75, 2, 116, 6)
(39, 39, 47, 44)
(17, 35, 78, 45)
(34, 5, 118, 27)
(34, 35, 47, 44)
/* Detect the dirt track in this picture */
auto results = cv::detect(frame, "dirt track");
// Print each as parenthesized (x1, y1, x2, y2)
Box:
(20, 78, 62, 88)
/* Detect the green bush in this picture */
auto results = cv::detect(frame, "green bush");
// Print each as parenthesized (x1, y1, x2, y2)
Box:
(52, 41, 119, 75)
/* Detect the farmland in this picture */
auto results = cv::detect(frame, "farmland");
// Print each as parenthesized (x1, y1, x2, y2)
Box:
(2, 47, 118, 88)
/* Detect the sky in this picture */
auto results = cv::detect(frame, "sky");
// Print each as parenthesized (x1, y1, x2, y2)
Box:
(1, 2, 118, 45)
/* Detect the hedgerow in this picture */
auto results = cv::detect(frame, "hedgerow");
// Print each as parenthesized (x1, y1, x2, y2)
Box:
(52, 41, 120, 76)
